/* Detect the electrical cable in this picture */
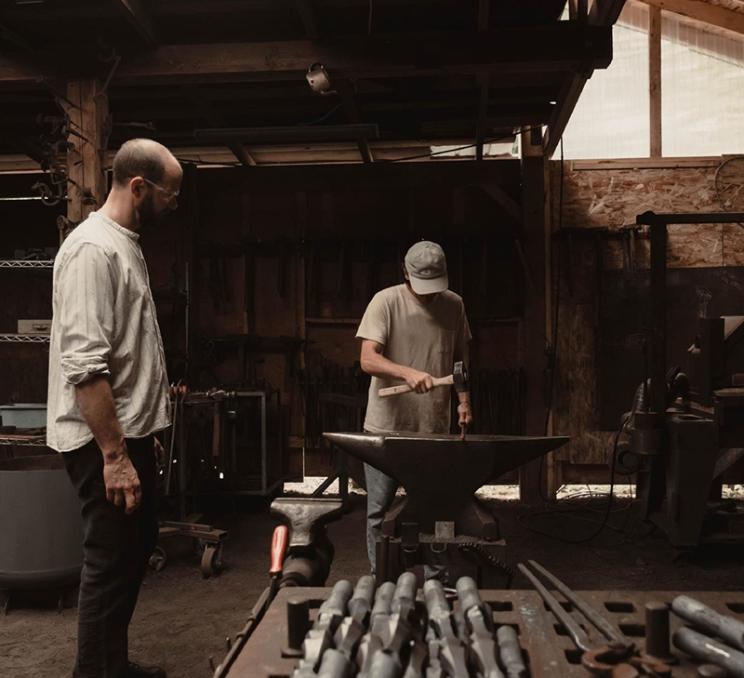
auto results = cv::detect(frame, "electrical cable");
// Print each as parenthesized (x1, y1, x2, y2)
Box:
(518, 420, 627, 544)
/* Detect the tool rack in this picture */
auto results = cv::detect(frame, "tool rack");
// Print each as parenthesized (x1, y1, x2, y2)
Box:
(223, 588, 744, 677)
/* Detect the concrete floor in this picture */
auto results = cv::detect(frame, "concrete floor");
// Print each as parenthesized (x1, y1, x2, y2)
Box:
(1, 493, 743, 678)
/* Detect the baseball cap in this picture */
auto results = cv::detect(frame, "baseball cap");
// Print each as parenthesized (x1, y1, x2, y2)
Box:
(404, 241, 448, 295)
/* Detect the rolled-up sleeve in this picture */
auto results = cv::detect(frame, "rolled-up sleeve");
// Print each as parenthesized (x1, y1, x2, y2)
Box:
(56, 243, 115, 385)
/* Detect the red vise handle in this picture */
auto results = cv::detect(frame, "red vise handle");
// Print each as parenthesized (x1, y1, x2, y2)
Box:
(269, 524, 289, 577)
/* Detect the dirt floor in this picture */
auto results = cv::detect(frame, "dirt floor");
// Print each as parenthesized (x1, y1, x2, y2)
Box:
(2, 490, 743, 678)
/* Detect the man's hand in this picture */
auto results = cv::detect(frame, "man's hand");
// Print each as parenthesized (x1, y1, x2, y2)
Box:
(457, 401, 473, 427)
(153, 436, 166, 468)
(103, 444, 141, 514)
(403, 368, 435, 394)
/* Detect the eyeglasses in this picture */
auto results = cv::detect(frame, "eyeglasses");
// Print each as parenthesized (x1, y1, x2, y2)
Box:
(142, 177, 180, 202)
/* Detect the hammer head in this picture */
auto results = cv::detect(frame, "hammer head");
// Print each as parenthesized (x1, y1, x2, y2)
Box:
(453, 361, 468, 392)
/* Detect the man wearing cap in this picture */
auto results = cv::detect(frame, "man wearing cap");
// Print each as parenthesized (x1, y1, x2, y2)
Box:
(356, 240, 473, 574)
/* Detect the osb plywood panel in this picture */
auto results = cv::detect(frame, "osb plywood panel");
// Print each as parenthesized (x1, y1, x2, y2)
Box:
(552, 160, 744, 270)
(552, 288, 616, 464)
(554, 165, 720, 227)
(550, 159, 744, 465)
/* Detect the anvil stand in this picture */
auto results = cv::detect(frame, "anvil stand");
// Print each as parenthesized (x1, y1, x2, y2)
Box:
(324, 432, 568, 587)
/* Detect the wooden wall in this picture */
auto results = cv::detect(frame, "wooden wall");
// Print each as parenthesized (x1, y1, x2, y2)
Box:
(549, 156, 744, 480)
(5, 156, 743, 485)
(0, 161, 526, 473)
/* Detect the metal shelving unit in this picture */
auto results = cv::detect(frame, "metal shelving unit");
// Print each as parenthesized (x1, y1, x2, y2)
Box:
(0, 435, 46, 447)
(0, 334, 50, 343)
(0, 260, 54, 269)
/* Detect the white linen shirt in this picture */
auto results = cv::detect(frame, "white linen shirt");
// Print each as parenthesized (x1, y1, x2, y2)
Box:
(46, 211, 171, 452)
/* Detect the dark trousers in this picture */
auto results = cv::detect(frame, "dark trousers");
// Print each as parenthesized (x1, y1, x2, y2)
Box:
(63, 436, 158, 678)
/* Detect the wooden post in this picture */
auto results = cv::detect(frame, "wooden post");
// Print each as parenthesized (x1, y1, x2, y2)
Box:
(649, 6, 662, 157)
(520, 128, 550, 504)
(61, 80, 109, 223)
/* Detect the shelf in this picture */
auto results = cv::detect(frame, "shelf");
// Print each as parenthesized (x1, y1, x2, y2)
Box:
(0, 260, 54, 269)
(0, 334, 50, 343)
(0, 434, 47, 447)
(305, 318, 361, 326)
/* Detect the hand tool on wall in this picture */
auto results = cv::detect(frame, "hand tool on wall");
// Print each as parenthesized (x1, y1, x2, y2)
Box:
(518, 560, 672, 676)
(378, 361, 467, 398)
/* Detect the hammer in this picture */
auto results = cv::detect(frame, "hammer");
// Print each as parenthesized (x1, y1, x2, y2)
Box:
(378, 361, 468, 398)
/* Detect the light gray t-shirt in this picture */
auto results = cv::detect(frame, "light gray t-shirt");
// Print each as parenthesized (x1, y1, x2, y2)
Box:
(46, 212, 171, 452)
(356, 284, 472, 434)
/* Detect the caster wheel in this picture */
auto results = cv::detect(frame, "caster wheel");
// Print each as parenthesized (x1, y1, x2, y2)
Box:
(149, 546, 168, 572)
(200, 544, 224, 578)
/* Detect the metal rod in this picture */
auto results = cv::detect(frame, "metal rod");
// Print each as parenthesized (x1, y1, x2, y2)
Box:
(649, 222, 667, 414)
(261, 392, 267, 493)
(527, 560, 628, 646)
(516, 563, 592, 652)
(637, 210, 744, 225)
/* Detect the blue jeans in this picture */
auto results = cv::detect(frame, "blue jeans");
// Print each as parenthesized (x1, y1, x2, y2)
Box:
(364, 463, 398, 574)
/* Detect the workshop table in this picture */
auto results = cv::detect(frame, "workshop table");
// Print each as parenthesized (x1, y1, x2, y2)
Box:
(225, 588, 744, 677)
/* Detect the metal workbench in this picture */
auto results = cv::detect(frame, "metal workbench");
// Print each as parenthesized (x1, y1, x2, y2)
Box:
(225, 588, 744, 677)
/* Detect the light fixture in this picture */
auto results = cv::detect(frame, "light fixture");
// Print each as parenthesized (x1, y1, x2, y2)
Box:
(306, 63, 335, 95)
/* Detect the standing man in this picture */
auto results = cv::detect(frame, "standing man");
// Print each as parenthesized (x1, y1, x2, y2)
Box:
(47, 139, 182, 678)
(356, 240, 473, 574)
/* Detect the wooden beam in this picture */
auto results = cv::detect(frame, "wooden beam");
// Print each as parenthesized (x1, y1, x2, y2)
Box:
(0, 25, 613, 85)
(637, 0, 744, 36)
(649, 5, 662, 157)
(338, 81, 374, 163)
(543, 0, 625, 157)
(295, 0, 320, 40)
(543, 0, 626, 157)
(475, 73, 490, 161)
(590, 0, 628, 25)
(477, 0, 490, 30)
(113, 0, 158, 47)
(520, 127, 550, 504)
(194, 124, 379, 145)
(60, 80, 108, 223)
(223, 159, 521, 193)
(478, 183, 522, 223)
(229, 142, 257, 166)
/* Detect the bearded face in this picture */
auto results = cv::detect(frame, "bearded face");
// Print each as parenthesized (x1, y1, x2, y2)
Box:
(136, 188, 171, 230)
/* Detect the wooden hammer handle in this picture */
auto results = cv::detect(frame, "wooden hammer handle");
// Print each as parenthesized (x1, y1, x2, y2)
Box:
(378, 374, 454, 398)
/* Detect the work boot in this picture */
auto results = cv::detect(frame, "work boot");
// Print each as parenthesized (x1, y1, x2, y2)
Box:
(127, 661, 167, 678)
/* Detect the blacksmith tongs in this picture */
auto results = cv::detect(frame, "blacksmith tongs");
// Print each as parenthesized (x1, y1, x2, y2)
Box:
(518, 560, 672, 677)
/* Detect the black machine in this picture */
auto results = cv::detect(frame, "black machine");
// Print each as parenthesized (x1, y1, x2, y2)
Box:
(623, 211, 744, 547)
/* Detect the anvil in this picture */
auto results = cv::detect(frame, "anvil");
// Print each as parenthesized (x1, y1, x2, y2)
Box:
(323, 432, 569, 538)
